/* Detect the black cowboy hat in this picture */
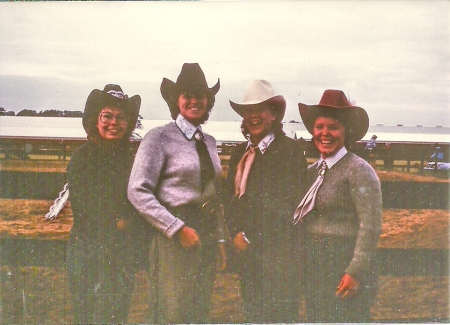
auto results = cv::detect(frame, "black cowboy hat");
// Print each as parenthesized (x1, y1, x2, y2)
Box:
(160, 63, 220, 105)
(83, 84, 141, 133)
(298, 89, 369, 142)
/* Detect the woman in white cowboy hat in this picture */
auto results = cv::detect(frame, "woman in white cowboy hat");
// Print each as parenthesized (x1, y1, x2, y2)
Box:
(294, 89, 382, 322)
(128, 63, 225, 324)
(67, 84, 151, 324)
(224, 79, 307, 323)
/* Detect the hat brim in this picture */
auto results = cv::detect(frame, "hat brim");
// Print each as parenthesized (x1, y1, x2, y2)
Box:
(160, 78, 220, 105)
(83, 89, 141, 133)
(230, 95, 287, 123)
(298, 103, 369, 142)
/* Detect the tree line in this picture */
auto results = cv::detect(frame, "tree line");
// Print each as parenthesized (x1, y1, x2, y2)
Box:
(0, 108, 83, 117)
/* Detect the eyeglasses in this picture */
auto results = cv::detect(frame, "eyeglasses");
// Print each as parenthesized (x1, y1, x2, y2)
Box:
(99, 112, 128, 124)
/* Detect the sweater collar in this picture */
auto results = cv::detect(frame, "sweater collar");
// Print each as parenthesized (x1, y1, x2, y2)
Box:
(317, 146, 348, 170)
(176, 114, 202, 140)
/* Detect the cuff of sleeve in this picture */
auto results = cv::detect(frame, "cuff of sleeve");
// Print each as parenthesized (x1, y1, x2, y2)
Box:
(164, 218, 185, 239)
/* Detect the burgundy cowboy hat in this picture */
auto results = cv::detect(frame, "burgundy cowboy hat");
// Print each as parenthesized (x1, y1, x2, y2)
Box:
(160, 63, 220, 105)
(230, 79, 286, 123)
(298, 89, 369, 142)
(83, 84, 141, 133)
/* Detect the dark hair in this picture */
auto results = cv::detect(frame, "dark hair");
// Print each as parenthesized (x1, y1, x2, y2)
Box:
(167, 91, 216, 123)
(84, 106, 135, 142)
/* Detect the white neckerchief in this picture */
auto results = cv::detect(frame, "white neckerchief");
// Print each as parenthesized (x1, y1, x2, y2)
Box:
(176, 114, 201, 140)
(317, 146, 348, 170)
(245, 132, 275, 155)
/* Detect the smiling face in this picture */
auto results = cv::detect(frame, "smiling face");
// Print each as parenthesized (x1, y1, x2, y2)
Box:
(312, 116, 346, 158)
(96, 107, 128, 140)
(242, 104, 276, 144)
(178, 91, 208, 126)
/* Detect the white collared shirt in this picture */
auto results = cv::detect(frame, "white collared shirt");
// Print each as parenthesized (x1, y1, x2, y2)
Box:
(317, 146, 348, 170)
(175, 114, 202, 139)
(245, 132, 275, 155)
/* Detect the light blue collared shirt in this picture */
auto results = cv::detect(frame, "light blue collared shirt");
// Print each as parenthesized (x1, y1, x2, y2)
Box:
(317, 146, 348, 170)
(175, 114, 202, 140)
(245, 132, 275, 155)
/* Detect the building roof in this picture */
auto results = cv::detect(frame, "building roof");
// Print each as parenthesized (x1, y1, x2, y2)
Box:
(1, 116, 449, 144)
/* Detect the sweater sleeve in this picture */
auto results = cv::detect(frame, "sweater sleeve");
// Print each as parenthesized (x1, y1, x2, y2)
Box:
(127, 127, 185, 239)
(345, 159, 382, 278)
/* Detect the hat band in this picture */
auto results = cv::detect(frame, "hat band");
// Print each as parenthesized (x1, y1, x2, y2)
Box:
(107, 90, 128, 99)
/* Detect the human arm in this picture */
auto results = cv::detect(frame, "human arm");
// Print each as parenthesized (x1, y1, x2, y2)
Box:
(345, 158, 382, 281)
(127, 127, 185, 239)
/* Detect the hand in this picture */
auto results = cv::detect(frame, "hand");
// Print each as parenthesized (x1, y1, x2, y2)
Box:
(176, 226, 201, 251)
(116, 219, 129, 231)
(216, 242, 227, 271)
(233, 232, 250, 253)
(336, 273, 360, 299)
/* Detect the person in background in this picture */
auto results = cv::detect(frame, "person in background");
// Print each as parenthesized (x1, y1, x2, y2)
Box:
(67, 84, 151, 324)
(294, 89, 382, 322)
(365, 134, 378, 167)
(225, 80, 307, 323)
(431, 144, 444, 171)
(127, 63, 226, 324)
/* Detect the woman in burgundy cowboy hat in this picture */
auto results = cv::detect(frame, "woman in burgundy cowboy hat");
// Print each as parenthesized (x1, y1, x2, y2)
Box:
(67, 84, 152, 324)
(128, 63, 226, 324)
(294, 89, 382, 322)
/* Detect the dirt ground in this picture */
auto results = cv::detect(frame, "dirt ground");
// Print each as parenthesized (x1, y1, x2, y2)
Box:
(0, 199, 448, 249)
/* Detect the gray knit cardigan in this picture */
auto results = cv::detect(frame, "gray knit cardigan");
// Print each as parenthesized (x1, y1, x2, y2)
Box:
(303, 151, 382, 278)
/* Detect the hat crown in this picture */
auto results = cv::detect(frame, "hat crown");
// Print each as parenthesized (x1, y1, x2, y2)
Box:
(102, 84, 128, 100)
(242, 79, 277, 104)
(176, 63, 209, 93)
(318, 89, 352, 108)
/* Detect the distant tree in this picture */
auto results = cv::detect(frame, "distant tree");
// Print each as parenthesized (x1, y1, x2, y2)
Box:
(0, 107, 15, 116)
(63, 110, 83, 117)
(17, 109, 38, 116)
(40, 109, 63, 117)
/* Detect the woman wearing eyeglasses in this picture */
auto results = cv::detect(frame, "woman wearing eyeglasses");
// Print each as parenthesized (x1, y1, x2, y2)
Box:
(67, 84, 151, 324)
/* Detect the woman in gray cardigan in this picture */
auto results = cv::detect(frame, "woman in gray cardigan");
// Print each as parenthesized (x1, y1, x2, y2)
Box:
(128, 63, 224, 324)
(294, 89, 382, 322)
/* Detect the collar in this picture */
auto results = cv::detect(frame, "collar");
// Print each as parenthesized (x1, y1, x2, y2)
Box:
(176, 114, 202, 140)
(245, 132, 275, 155)
(317, 146, 347, 170)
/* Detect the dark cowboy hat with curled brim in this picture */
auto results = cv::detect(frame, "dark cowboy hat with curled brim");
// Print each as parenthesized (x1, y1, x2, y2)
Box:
(82, 84, 141, 133)
(298, 89, 369, 143)
(160, 63, 220, 105)
(229, 79, 286, 123)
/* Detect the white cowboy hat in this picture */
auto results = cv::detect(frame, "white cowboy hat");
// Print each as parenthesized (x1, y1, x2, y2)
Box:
(229, 79, 286, 123)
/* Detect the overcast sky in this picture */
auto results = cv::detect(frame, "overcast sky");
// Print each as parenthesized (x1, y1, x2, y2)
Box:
(0, 1, 449, 127)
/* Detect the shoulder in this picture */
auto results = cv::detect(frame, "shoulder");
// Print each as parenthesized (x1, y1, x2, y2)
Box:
(343, 152, 380, 183)
(68, 142, 90, 165)
(202, 131, 217, 146)
(274, 135, 301, 151)
(140, 122, 180, 144)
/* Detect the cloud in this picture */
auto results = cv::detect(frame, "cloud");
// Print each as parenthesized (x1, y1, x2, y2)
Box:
(0, 1, 448, 127)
